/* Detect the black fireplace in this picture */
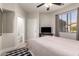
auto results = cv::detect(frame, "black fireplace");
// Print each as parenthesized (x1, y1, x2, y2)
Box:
(41, 27, 51, 33)
(39, 27, 53, 37)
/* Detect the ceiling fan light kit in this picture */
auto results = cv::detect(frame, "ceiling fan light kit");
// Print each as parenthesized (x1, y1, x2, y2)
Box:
(44, 3, 52, 7)
(37, 3, 64, 11)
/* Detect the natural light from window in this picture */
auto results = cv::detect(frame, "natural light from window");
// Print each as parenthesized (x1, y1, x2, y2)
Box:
(59, 9, 77, 33)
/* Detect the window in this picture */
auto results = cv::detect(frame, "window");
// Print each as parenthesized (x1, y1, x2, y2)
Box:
(59, 9, 77, 32)
(70, 10, 77, 32)
(59, 13, 67, 32)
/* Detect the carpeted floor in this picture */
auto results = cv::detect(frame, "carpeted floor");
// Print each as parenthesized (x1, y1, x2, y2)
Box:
(5, 47, 32, 56)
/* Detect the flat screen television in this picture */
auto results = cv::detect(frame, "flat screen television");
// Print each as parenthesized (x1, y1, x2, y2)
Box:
(41, 27, 51, 33)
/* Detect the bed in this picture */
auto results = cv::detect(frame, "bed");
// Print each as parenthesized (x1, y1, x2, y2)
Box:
(27, 36, 79, 56)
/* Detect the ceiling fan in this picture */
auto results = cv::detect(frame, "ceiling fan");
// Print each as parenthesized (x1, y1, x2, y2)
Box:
(36, 3, 64, 11)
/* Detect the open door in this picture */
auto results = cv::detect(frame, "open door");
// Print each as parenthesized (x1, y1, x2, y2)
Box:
(16, 17, 25, 48)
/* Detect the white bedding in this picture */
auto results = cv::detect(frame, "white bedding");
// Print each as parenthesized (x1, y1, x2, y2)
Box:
(28, 36, 79, 56)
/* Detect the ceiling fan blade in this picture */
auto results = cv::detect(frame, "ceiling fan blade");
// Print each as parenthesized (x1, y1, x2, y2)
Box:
(37, 3, 45, 8)
(47, 7, 50, 11)
(52, 3, 64, 6)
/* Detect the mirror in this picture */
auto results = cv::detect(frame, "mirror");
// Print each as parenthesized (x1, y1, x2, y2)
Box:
(0, 8, 15, 36)
(2, 9, 15, 33)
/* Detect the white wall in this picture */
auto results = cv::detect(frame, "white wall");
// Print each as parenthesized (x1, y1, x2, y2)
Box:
(39, 13, 52, 27)
(39, 13, 53, 33)
(50, 3, 79, 40)
(26, 12, 39, 40)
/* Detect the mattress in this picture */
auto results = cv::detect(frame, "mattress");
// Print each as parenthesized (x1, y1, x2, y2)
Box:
(27, 36, 79, 56)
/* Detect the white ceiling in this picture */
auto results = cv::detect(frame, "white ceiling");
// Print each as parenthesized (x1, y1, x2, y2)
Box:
(19, 3, 72, 13)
